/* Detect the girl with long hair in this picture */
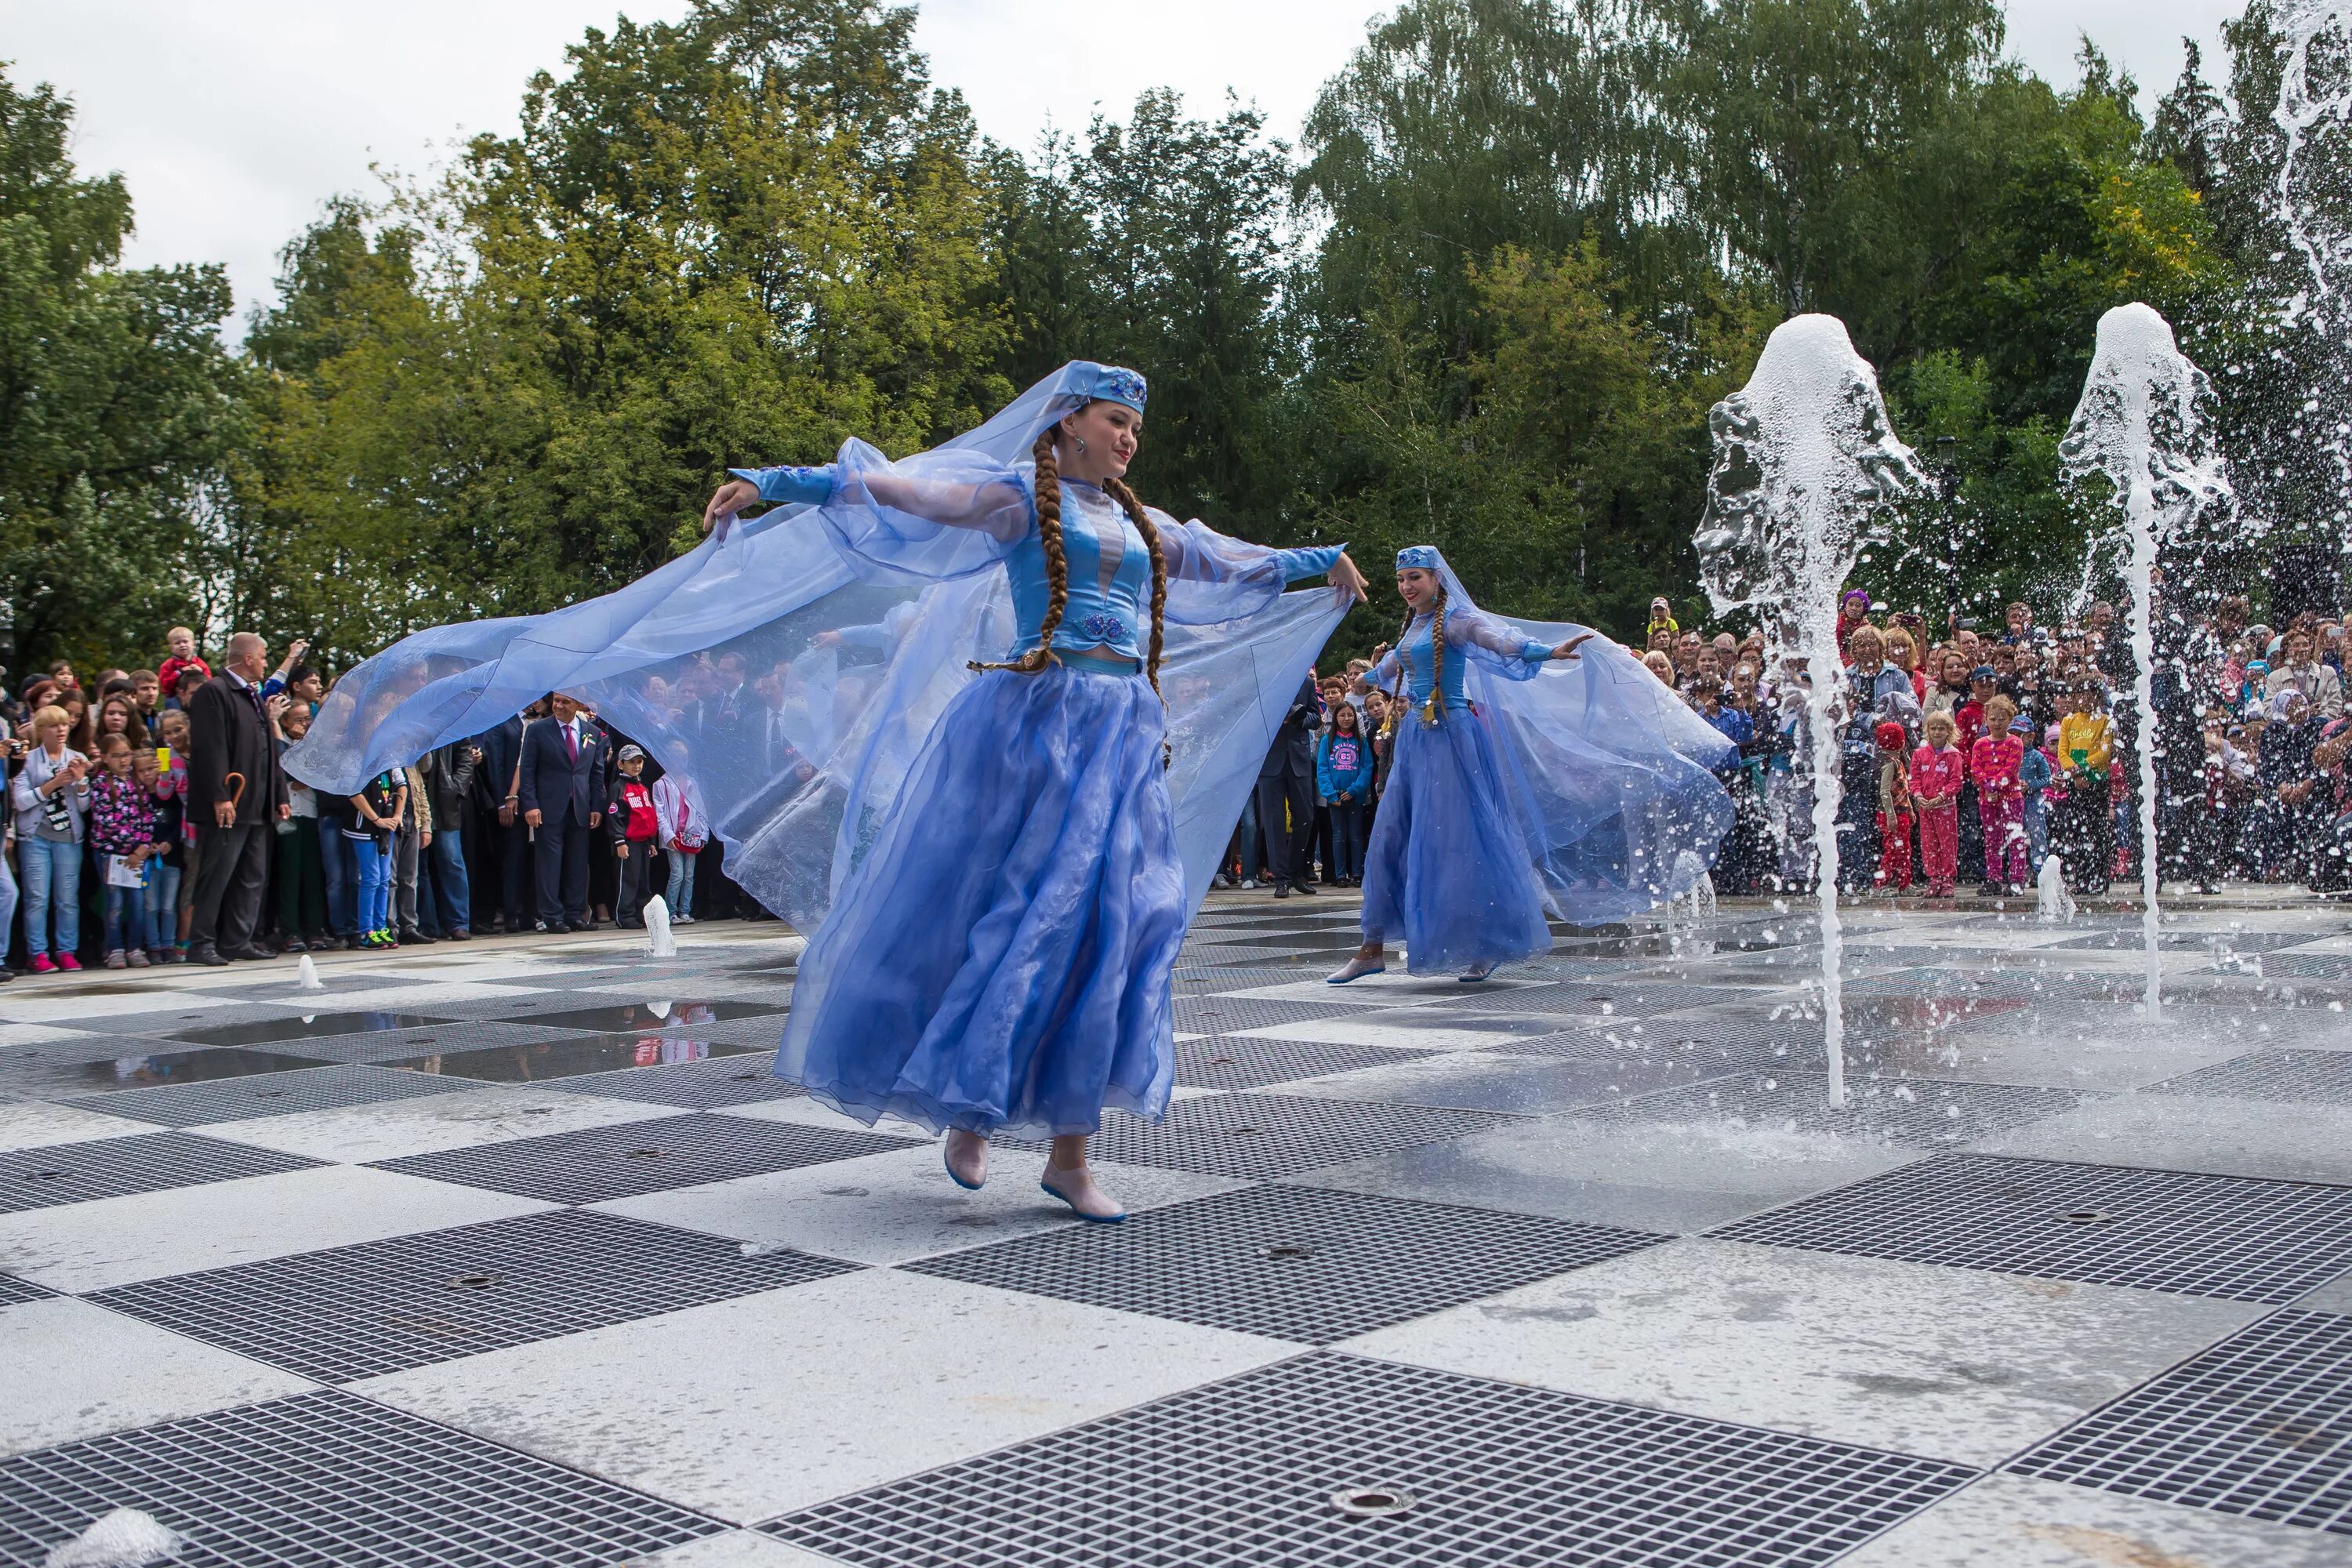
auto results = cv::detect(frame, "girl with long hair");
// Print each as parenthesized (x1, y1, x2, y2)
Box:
(701, 365, 1365, 1221)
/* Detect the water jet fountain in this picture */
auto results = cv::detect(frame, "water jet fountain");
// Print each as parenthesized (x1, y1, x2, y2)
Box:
(2059, 303, 2233, 1018)
(1696, 314, 1926, 1108)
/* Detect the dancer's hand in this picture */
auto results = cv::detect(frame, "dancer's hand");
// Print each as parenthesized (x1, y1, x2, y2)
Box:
(1548, 633, 1595, 662)
(702, 478, 760, 535)
(1327, 552, 1369, 606)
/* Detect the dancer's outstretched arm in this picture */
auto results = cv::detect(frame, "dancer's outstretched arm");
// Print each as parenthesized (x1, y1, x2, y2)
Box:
(703, 465, 1028, 540)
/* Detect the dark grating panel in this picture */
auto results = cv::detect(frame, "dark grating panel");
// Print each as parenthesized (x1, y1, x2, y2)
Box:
(1174, 1037, 1439, 1091)
(907, 1182, 1661, 1343)
(545, 1051, 805, 1109)
(90, 1208, 857, 1383)
(256, 1021, 608, 1065)
(1173, 996, 1388, 1034)
(2008, 1308, 2352, 1535)
(1564, 1072, 2089, 1149)
(1716, 1153, 2352, 1303)
(0, 1273, 49, 1307)
(166, 1011, 454, 1047)
(1014, 1093, 1512, 1181)
(2143, 1049, 2352, 1107)
(60, 1064, 474, 1127)
(0, 1133, 322, 1214)
(372, 1112, 913, 1204)
(767, 1352, 1976, 1568)
(0, 1388, 724, 1566)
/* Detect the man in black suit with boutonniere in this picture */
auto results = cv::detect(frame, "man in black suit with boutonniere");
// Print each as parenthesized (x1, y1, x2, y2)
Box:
(517, 692, 607, 932)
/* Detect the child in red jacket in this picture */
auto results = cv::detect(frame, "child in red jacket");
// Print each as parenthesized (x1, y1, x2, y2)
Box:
(1911, 710, 1967, 896)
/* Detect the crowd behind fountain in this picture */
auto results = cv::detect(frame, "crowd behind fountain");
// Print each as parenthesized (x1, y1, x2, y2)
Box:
(1646, 586, 2352, 904)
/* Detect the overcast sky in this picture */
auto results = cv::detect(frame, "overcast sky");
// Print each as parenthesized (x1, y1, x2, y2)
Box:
(0, 0, 2250, 331)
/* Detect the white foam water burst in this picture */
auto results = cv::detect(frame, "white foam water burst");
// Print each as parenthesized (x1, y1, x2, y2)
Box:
(1696, 314, 1927, 1109)
(2273, 2, 2352, 514)
(643, 895, 677, 958)
(2037, 853, 2077, 923)
(294, 953, 324, 992)
(2060, 303, 2233, 1017)
(44, 1509, 183, 1568)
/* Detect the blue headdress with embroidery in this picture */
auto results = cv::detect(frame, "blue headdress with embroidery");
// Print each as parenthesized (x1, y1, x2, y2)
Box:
(1088, 365, 1148, 414)
(1396, 544, 1443, 571)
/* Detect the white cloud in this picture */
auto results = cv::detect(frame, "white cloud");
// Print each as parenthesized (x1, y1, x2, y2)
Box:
(0, 0, 2249, 329)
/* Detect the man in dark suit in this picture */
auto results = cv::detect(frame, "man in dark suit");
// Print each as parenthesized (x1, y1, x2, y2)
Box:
(187, 632, 291, 964)
(1254, 672, 1324, 898)
(517, 692, 607, 931)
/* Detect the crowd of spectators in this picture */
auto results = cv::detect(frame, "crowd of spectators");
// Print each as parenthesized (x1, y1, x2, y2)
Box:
(0, 629, 757, 982)
(4, 590, 2345, 982)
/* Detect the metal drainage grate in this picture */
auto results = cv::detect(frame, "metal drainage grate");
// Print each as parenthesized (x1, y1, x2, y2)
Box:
(382, 1035, 763, 1086)
(1563, 1073, 2089, 1149)
(60, 1064, 475, 1127)
(906, 1182, 1662, 1344)
(2143, 1049, 2352, 1107)
(2254, 953, 2352, 981)
(2048, 930, 2319, 953)
(1715, 1153, 2352, 1303)
(766, 1352, 1976, 1568)
(1174, 996, 1388, 1036)
(1472, 982, 1754, 1017)
(546, 1051, 806, 1109)
(0, 1272, 49, 1307)
(0, 1133, 322, 1215)
(1174, 1037, 1440, 1091)
(0, 1387, 724, 1566)
(373, 1112, 913, 1204)
(1012, 1093, 1512, 1181)
(90, 1207, 858, 1382)
(2009, 1308, 2352, 1535)
(1171, 964, 1343, 992)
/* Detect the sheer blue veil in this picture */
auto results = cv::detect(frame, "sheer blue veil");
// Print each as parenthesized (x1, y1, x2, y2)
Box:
(288, 361, 1346, 927)
(1416, 548, 1736, 922)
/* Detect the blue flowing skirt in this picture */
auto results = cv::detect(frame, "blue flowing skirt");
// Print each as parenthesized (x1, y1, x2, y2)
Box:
(775, 664, 1185, 1137)
(1360, 705, 1552, 973)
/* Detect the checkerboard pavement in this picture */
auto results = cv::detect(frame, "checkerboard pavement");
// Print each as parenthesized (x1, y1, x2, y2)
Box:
(3, 896, 2351, 1566)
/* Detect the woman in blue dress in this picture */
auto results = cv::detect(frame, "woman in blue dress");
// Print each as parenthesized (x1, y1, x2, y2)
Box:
(1328, 546, 1591, 984)
(702, 365, 1365, 1221)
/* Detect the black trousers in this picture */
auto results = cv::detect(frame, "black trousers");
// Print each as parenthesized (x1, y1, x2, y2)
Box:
(191, 821, 269, 949)
(615, 843, 649, 922)
(1254, 769, 1316, 888)
(499, 817, 535, 927)
(533, 814, 591, 924)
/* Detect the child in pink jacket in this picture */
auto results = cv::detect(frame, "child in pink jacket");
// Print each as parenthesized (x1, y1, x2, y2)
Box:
(1969, 695, 2028, 892)
(1911, 710, 1967, 897)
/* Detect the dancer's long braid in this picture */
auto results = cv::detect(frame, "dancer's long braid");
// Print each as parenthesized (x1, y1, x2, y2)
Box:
(1422, 593, 1449, 727)
(1384, 604, 1413, 736)
(970, 430, 1069, 676)
(1100, 475, 1167, 699)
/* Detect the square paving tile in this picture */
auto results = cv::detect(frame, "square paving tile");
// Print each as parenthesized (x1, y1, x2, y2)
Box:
(90, 1207, 857, 1383)
(373, 1112, 916, 1204)
(0, 1388, 724, 1566)
(1348, 1236, 2261, 1468)
(1969, 1093, 2352, 1186)
(1022, 1092, 1512, 1180)
(358, 1266, 1292, 1527)
(1836, 1471, 2352, 1566)
(765, 1351, 1977, 1568)
(60, 1064, 473, 1127)
(0, 1131, 321, 1214)
(0, 1164, 548, 1295)
(2008, 1308, 2352, 1536)
(545, 1052, 805, 1109)
(1289, 1051, 1748, 1117)
(0, 1098, 163, 1154)
(906, 1182, 1663, 1343)
(200, 1085, 677, 1165)
(1173, 1036, 1439, 1091)
(596, 1145, 1244, 1268)
(0, 1044, 332, 1098)
(0, 1295, 315, 1457)
(1564, 1072, 2091, 1149)
(1715, 1153, 2352, 1303)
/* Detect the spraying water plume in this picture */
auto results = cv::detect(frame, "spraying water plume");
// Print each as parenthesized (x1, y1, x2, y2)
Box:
(2060, 304, 2234, 1016)
(1696, 314, 1926, 1109)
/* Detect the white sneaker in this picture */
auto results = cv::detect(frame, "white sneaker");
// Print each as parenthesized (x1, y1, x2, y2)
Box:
(674, 913, 696, 924)
(1240, 879, 1258, 890)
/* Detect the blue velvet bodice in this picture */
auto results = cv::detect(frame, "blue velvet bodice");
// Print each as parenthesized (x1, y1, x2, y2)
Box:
(1009, 481, 1156, 662)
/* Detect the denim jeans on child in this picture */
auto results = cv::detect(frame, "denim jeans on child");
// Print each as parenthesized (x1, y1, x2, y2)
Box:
(143, 864, 181, 953)
(351, 833, 394, 935)
(19, 837, 81, 958)
(663, 848, 696, 919)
